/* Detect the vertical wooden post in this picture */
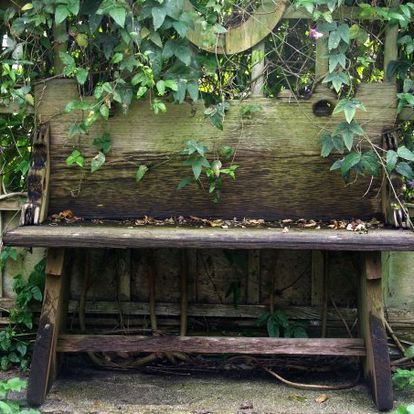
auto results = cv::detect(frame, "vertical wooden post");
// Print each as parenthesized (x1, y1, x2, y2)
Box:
(53, 22, 67, 74)
(249, 42, 264, 304)
(315, 37, 329, 81)
(311, 251, 329, 337)
(251, 41, 265, 96)
(187, 249, 198, 303)
(358, 252, 393, 411)
(180, 250, 188, 336)
(117, 250, 131, 301)
(383, 6, 399, 82)
(382, 4, 399, 224)
(247, 250, 261, 304)
(27, 248, 68, 407)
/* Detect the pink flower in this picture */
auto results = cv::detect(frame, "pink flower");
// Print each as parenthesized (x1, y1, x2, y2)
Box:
(310, 28, 324, 39)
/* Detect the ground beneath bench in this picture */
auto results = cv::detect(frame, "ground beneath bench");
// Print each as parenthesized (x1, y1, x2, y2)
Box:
(37, 361, 413, 414)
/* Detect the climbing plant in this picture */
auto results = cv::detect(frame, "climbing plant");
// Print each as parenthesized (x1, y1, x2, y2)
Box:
(0, 0, 413, 208)
(0, 259, 45, 371)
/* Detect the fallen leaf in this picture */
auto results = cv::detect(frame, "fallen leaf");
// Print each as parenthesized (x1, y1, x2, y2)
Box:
(315, 394, 329, 404)
(288, 394, 307, 402)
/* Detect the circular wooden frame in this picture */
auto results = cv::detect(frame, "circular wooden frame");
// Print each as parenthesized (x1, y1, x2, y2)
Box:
(185, 0, 287, 54)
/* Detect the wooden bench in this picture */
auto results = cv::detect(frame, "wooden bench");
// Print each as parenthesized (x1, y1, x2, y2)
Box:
(2, 74, 414, 411)
(2, 1, 413, 410)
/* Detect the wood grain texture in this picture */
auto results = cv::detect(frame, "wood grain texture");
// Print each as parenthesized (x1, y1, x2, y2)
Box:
(57, 334, 366, 356)
(5, 225, 414, 250)
(21, 124, 50, 225)
(36, 80, 397, 221)
(27, 248, 66, 407)
(358, 252, 393, 412)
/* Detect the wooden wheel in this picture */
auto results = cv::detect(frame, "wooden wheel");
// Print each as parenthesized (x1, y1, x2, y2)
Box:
(185, 0, 287, 54)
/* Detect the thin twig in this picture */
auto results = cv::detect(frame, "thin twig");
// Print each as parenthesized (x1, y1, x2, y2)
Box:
(0, 192, 27, 201)
(263, 367, 361, 390)
(330, 295, 353, 338)
(384, 318, 406, 355)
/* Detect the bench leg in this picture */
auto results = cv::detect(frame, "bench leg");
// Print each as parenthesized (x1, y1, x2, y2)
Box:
(358, 252, 393, 412)
(27, 248, 67, 407)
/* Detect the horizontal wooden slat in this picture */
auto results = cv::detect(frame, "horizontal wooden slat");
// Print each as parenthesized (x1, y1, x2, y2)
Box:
(67, 301, 356, 320)
(4, 225, 414, 251)
(0, 103, 34, 115)
(57, 334, 366, 356)
(0, 317, 10, 325)
(0, 298, 15, 310)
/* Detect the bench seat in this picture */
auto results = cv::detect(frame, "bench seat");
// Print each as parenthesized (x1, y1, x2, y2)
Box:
(4, 224, 414, 251)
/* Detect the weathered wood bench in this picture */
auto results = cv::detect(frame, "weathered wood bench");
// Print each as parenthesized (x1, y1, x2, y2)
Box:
(2, 0, 414, 410)
(3, 73, 414, 411)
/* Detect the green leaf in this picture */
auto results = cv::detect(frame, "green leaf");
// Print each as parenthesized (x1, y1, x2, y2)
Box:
(322, 72, 349, 93)
(396, 162, 414, 179)
(152, 6, 167, 31)
(6, 377, 27, 392)
(164, 79, 178, 91)
(162, 39, 175, 59)
(136, 164, 148, 182)
(100, 104, 109, 120)
(183, 156, 210, 180)
(151, 99, 166, 114)
(55, 5, 70, 24)
(16, 342, 27, 356)
(173, 20, 189, 38)
(21, 3, 33, 11)
(328, 30, 341, 50)
(328, 53, 346, 72)
(333, 99, 366, 124)
(76, 68, 88, 85)
(0, 401, 13, 414)
(91, 152, 105, 173)
(156, 80, 166, 95)
(187, 82, 199, 101)
(337, 23, 350, 44)
(67, 0, 80, 15)
(183, 140, 208, 156)
(59, 51, 75, 67)
(112, 52, 123, 64)
(397, 146, 414, 162)
(93, 133, 112, 155)
(360, 151, 380, 176)
(386, 150, 398, 172)
(341, 152, 361, 175)
(404, 345, 414, 358)
(175, 45, 191, 66)
(267, 318, 280, 338)
(149, 31, 163, 47)
(334, 121, 364, 151)
(66, 149, 84, 168)
(136, 86, 148, 98)
(320, 133, 344, 157)
(177, 176, 193, 189)
(109, 6, 126, 27)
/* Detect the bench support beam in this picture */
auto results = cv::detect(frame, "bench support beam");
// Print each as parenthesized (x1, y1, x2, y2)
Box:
(27, 248, 68, 407)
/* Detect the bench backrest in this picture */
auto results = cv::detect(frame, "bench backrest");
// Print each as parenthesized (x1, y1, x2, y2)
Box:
(29, 79, 396, 222)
